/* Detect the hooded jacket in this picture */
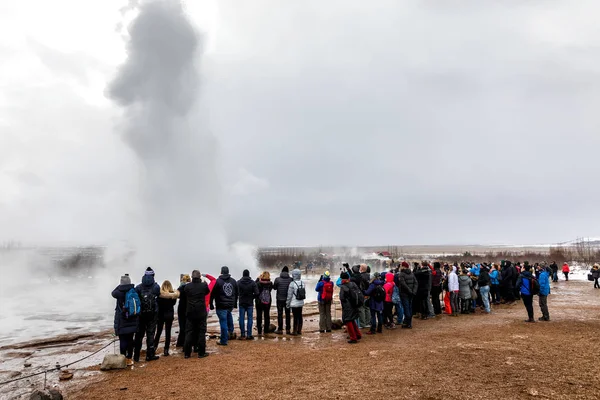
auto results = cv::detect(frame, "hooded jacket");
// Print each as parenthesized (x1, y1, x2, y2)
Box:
(591, 267, 600, 279)
(111, 284, 139, 335)
(364, 279, 385, 311)
(315, 276, 332, 303)
(157, 291, 178, 320)
(135, 274, 161, 315)
(562, 264, 570, 273)
(415, 266, 432, 294)
(339, 280, 360, 323)
(210, 272, 238, 310)
(489, 269, 500, 285)
(256, 278, 274, 307)
(399, 269, 418, 296)
(383, 273, 395, 302)
(237, 276, 259, 308)
(273, 270, 293, 302)
(501, 264, 515, 289)
(538, 270, 551, 296)
(431, 267, 443, 287)
(448, 267, 459, 292)
(184, 277, 210, 320)
(458, 274, 473, 299)
(286, 269, 305, 308)
(516, 271, 534, 296)
(478, 268, 490, 287)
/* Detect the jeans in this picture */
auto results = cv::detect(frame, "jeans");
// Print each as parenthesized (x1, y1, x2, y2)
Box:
(184, 315, 207, 357)
(370, 309, 383, 332)
(291, 307, 303, 334)
(154, 316, 174, 354)
(358, 304, 370, 328)
(400, 295, 413, 327)
(118, 333, 135, 358)
(479, 285, 491, 313)
(394, 301, 404, 324)
(538, 295, 550, 320)
(450, 291, 459, 315)
(238, 305, 253, 337)
(522, 294, 534, 320)
(318, 302, 332, 331)
(276, 300, 291, 332)
(216, 309, 234, 344)
(256, 304, 270, 335)
(552, 271, 558, 282)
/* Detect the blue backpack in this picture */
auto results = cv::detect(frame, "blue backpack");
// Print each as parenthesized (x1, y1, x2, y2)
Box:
(392, 285, 401, 304)
(123, 288, 141, 318)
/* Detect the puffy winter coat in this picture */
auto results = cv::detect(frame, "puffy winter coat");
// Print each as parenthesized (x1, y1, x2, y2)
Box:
(111, 284, 139, 335)
(517, 271, 534, 296)
(273, 271, 293, 302)
(286, 269, 305, 308)
(157, 291, 177, 321)
(210, 273, 238, 310)
(315, 276, 333, 303)
(237, 276, 259, 308)
(538, 270, 551, 296)
(489, 269, 500, 285)
(562, 264, 570, 273)
(448, 267, 459, 292)
(458, 275, 472, 299)
(184, 278, 210, 320)
(478, 268, 490, 287)
(364, 279, 385, 312)
(591, 268, 600, 279)
(399, 269, 418, 296)
(383, 273, 395, 302)
(135, 274, 161, 315)
(501, 266, 515, 289)
(415, 267, 432, 294)
(339, 281, 360, 323)
(431, 268, 443, 287)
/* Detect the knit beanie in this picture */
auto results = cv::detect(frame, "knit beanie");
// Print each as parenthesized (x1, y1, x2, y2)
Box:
(120, 274, 131, 285)
(324, 270, 330, 278)
(221, 266, 229, 275)
(145, 267, 154, 276)
(243, 269, 250, 277)
(282, 266, 289, 273)
(401, 261, 409, 268)
(340, 272, 350, 280)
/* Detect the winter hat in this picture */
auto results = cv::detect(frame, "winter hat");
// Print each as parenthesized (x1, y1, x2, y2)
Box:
(324, 270, 330, 278)
(145, 267, 155, 276)
(373, 272, 381, 279)
(243, 269, 250, 277)
(401, 261, 409, 268)
(340, 272, 350, 280)
(120, 274, 131, 285)
(524, 264, 532, 271)
(221, 266, 229, 275)
(192, 270, 201, 279)
(282, 266, 289, 273)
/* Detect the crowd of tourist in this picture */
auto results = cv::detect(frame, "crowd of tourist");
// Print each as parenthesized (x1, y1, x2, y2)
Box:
(111, 259, 587, 364)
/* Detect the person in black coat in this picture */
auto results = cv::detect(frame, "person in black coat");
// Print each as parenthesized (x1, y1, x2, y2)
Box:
(273, 266, 293, 334)
(414, 262, 432, 319)
(184, 270, 211, 358)
(154, 280, 179, 356)
(210, 266, 238, 345)
(111, 274, 138, 364)
(431, 262, 443, 315)
(255, 271, 274, 336)
(175, 274, 191, 347)
(339, 272, 362, 344)
(500, 261, 515, 304)
(134, 267, 161, 362)
(237, 269, 259, 339)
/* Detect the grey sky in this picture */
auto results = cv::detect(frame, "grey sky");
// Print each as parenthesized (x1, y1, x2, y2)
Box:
(1, 0, 599, 248)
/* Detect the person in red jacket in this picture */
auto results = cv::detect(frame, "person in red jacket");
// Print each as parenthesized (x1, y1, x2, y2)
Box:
(383, 273, 396, 329)
(562, 263, 570, 281)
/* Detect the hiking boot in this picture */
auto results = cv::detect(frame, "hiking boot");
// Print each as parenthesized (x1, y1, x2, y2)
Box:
(238, 335, 246, 340)
(198, 353, 209, 359)
(274, 330, 283, 335)
(229, 332, 237, 340)
(325, 330, 332, 333)
(216, 341, 228, 346)
(184, 355, 191, 359)
(285, 330, 291, 335)
(366, 331, 376, 335)
(163, 350, 170, 357)
(319, 330, 325, 333)
(246, 336, 254, 340)
(146, 355, 159, 362)
(401, 325, 412, 329)
(347, 339, 358, 344)
(126, 358, 134, 367)
(524, 319, 536, 323)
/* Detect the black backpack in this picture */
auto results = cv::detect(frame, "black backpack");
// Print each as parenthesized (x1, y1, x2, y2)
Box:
(349, 284, 365, 308)
(140, 287, 157, 315)
(372, 285, 386, 302)
(294, 282, 306, 301)
(530, 277, 540, 295)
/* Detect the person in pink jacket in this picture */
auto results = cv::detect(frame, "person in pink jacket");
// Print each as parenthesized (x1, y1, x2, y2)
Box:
(383, 273, 396, 329)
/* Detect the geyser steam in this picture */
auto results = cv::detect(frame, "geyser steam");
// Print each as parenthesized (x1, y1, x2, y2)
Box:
(108, 0, 241, 275)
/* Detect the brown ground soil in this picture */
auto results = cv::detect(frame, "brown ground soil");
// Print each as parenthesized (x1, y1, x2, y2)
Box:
(68, 281, 600, 400)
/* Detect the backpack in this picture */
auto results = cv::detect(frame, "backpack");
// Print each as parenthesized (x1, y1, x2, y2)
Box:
(140, 287, 157, 314)
(259, 287, 271, 305)
(373, 285, 386, 303)
(348, 284, 364, 308)
(530, 277, 540, 295)
(392, 285, 401, 304)
(123, 288, 140, 319)
(294, 282, 306, 301)
(321, 281, 334, 303)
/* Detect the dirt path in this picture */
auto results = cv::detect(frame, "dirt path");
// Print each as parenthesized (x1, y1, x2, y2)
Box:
(66, 281, 600, 399)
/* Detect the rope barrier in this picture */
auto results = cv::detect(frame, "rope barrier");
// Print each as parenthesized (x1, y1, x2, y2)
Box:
(0, 338, 117, 387)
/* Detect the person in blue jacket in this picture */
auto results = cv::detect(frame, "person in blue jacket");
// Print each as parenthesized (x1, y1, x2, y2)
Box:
(363, 272, 385, 334)
(516, 264, 536, 323)
(489, 264, 501, 305)
(111, 274, 138, 366)
(537, 266, 551, 321)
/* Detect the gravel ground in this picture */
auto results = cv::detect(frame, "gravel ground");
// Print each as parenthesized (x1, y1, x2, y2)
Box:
(65, 280, 600, 400)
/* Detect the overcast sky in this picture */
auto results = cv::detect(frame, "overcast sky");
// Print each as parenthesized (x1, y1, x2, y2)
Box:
(1, 0, 599, 247)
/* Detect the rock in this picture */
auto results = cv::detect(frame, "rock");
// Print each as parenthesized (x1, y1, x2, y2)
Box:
(58, 370, 73, 381)
(24, 362, 32, 368)
(29, 388, 63, 400)
(100, 354, 126, 371)
(527, 388, 538, 396)
(331, 319, 343, 330)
